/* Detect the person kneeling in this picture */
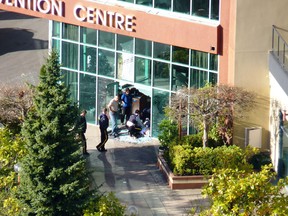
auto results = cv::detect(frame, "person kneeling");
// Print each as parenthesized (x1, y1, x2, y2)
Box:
(126, 110, 144, 138)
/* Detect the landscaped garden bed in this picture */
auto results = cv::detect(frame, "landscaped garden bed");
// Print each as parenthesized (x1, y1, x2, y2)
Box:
(157, 154, 209, 189)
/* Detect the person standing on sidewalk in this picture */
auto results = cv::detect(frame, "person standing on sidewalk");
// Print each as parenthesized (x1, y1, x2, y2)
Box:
(78, 109, 89, 155)
(97, 108, 109, 152)
(108, 95, 119, 137)
(121, 88, 132, 125)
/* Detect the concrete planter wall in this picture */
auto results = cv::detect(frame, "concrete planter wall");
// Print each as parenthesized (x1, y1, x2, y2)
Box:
(157, 154, 209, 190)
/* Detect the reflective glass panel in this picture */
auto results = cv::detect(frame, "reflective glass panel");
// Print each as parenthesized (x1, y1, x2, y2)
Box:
(62, 41, 78, 70)
(211, 0, 220, 20)
(190, 69, 208, 89)
(153, 61, 170, 90)
(117, 53, 134, 81)
(135, 38, 152, 57)
(173, 0, 190, 14)
(210, 54, 218, 71)
(61, 69, 78, 103)
(136, 0, 152, 6)
(209, 72, 218, 84)
(99, 31, 115, 49)
(135, 57, 151, 86)
(79, 74, 96, 124)
(117, 35, 133, 53)
(80, 45, 96, 73)
(172, 65, 188, 91)
(98, 49, 115, 78)
(97, 77, 120, 124)
(172, 46, 189, 65)
(191, 50, 208, 69)
(155, 0, 171, 10)
(52, 39, 60, 53)
(152, 89, 169, 136)
(52, 21, 60, 37)
(192, 0, 209, 18)
(62, 23, 78, 41)
(80, 27, 97, 45)
(153, 42, 170, 61)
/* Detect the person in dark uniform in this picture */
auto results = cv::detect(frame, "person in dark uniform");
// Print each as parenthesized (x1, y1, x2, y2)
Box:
(97, 108, 109, 152)
(126, 109, 144, 138)
(78, 109, 88, 155)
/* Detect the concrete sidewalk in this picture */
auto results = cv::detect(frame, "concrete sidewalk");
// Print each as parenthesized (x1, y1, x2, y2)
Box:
(85, 124, 209, 216)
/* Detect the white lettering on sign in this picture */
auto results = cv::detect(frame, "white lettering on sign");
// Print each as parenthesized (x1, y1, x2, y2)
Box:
(74, 5, 134, 32)
(0, 0, 64, 16)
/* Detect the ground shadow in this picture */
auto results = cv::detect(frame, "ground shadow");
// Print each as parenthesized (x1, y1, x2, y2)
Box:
(0, 28, 48, 56)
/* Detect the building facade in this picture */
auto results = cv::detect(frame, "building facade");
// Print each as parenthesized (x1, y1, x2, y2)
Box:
(2, 0, 288, 176)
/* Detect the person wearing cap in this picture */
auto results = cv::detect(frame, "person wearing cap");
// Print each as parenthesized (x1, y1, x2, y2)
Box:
(97, 108, 109, 152)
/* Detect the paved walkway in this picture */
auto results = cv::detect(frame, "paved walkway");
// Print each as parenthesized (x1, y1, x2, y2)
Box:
(85, 125, 209, 216)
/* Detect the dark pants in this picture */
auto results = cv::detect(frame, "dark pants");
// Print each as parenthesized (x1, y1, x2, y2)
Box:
(127, 125, 142, 137)
(121, 106, 131, 124)
(97, 128, 108, 150)
(80, 132, 87, 153)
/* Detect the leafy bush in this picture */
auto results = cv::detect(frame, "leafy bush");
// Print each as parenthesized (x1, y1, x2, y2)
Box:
(158, 118, 178, 149)
(201, 165, 288, 215)
(170, 145, 252, 176)
(83, 192, 126, 216)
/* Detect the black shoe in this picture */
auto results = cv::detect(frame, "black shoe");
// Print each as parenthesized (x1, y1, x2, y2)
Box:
(83, 152, 90, 155)
(101, 148, 107, 152)
(96, 146, 101, 152)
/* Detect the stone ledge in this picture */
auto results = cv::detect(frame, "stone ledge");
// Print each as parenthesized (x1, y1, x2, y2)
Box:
(157, 154, 209, 190)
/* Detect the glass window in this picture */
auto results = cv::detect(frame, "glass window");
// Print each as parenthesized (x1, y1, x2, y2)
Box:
(152, 89, 169, 137)
(155, 0, 171, 10)
(79, 73, 96, 124)
(210, 54, 218, 71)
(135, 57, 151, 86)
(153, 61, 170, 90)
(136, 0, 152, 6)
(99, 31, 115, 49)
(191, 50, 208, 69)
(61, 69, 78, 103)
(192, 0, 209, 18)
(98, 49, 115, 78)
(173, 0, 190, 14)
(80, 27, 97, 45)
(135, 38, 152, 57)
(62, 41, 78, 70)
(153, 42, 170, 61)
(190, 69, 208, 89)
(52, 21, 60, 37)
(172, 65, 188, 91)
(52, 39, 60, 53)
(117, 35, 133, 53)
(117, 53, 134, 81)
(211, 0, 220, 20)
(172, 46, 189, 65)
(62, 23, 78, 41)
(80, 45, 96, 73)
(209, 72, 218, 84)
(97, 77, 120, 122)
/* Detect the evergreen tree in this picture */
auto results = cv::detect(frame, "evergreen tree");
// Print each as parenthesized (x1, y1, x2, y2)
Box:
(18, 50, 93, 215)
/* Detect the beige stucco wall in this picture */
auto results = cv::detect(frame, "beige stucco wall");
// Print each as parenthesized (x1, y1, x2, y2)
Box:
(231, 0, 288, 149)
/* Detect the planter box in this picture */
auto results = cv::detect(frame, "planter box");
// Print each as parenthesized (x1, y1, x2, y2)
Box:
(157, 154, 209, 190)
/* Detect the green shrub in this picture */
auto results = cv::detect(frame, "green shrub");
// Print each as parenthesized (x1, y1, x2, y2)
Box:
(201, 165, 288, 215)
(170, 145, 252, 176)
(158, 118, 178, 149)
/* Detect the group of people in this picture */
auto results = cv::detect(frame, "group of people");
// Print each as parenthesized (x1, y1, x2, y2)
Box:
(78, 87, 150, 154)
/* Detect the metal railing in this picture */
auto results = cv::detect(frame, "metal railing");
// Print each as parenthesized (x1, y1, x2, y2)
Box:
(272, 25, 288, 72)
